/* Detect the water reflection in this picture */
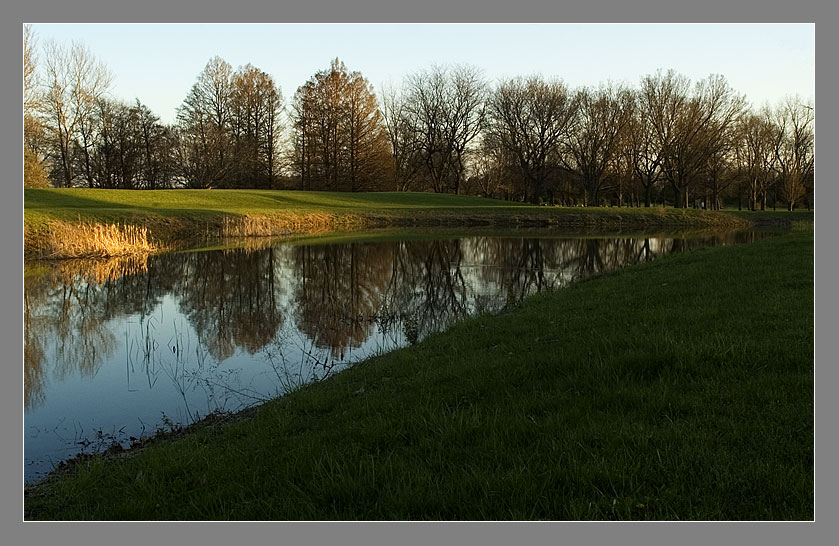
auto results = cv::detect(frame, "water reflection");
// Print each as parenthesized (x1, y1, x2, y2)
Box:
(176, 248, 287, 360)
(23, 231, 766, 481)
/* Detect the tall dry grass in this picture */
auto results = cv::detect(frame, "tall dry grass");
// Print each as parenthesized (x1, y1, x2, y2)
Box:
(36, 221, 158, 259)
(220, 213, 366, 238)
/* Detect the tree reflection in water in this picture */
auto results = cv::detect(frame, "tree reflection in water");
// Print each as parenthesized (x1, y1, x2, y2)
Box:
(24, 231, 766, 412)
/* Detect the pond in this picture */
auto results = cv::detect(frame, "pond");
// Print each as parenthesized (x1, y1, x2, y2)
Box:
(24, 229, 769, 482)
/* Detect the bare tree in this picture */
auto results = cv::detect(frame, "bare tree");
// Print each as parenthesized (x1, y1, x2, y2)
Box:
(24, 25, 49, 187)
(564, 83, 634, 206)
(176, 56, 234, 188)
(447, 65, 488, 195)
(623, 91, 664, 207)
(733, 108, 778, 210)
(638, 70, 690, 207)
(291, 80, 314, 190)
(40, 40, 112, 187)
(640, 70, 744, 208)
(692, 75, 746, 209)
(24, 25, 39, 112)
(472, 133, 516, 199)
(700, 129, 737, 210)
(403, 67, 450, 193)
(486, 75, 577, 203)
(773, 97, 814, 211)
(261, 77, 284, 188)
(404, 65, 487, 194)
(292, 61, 344, 190)
(381, 84, 424, 191)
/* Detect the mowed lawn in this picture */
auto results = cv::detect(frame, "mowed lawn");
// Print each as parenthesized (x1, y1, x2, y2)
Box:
(24, 229, 814, 521)
(24, 188, 757, 230)
(24, 189, 530, 224)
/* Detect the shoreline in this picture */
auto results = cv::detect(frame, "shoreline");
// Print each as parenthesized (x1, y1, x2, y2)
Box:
(25, 188, 813, 260)
(25, 188, 785, 259)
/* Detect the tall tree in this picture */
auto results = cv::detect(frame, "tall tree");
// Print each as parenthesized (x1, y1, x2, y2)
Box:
(486, 76, 577, 203)
(176, 56, 234, 188)
(229, 64, 283, 188)
(110, 100, 142, 189)
(343, 69, 391, 191)
(733, 109, 778, 210)
(24, 25, 49, 187)
(641, 70, 745, 208)
(292, 59, 390, 192)
(404, 65, 487, 194)
(81, 98, 177, 190)
(563, 83, 634, 206)
(623, 91, 664, 207)
(638, 70, 690, 207)
(700, 130, 737, 210)
(381, 85, 425, 191)
(472, 133, 517, 199)
(24, 25, 39, 112)
(135, 100, 178, 189)
(773, 97, 814, 211)
(40, 40, 112, 187)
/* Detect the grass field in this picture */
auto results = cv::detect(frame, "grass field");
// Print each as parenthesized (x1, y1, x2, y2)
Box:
(24, 229, 814, 520)
(25, 189, 759, 258)
(24, 188, 532, 219)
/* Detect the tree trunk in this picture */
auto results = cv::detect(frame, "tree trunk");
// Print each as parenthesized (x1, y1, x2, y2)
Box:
(586, 180, 598, 208)
(673, 186, 684, 209)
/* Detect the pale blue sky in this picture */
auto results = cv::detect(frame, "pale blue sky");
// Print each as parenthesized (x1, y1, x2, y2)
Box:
(30, 23, 815, 125)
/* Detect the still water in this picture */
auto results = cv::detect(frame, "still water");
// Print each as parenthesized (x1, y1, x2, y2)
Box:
(24, 230, 767, 482)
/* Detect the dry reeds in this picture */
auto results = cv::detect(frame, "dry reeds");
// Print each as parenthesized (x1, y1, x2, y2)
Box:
(36, 220, 159, 259)
(221, 238, 281, 254)
(220, 213, 364, 238)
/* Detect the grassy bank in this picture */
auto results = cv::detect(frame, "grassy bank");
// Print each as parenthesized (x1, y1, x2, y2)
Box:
(24, 230, 814, 520)
(726, 208, 814, 228)
(24, 189, 753, 258)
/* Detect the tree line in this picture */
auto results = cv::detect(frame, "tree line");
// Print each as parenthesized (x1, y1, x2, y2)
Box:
(24, 27, 814, 210)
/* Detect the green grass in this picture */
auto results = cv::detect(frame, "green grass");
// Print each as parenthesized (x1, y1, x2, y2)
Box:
(726, 208, 813, 226)
(24, 188, 529, 221)
(24, 229, 814, 520)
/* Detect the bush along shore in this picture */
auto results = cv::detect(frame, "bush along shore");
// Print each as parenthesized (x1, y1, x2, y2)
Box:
(24, 229, 813, 520)
(19, 188, 786, 259)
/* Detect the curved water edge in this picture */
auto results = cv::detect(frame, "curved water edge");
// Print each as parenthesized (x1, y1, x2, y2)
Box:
(24, 206, 757, 260)
(24, 228, 775, 484)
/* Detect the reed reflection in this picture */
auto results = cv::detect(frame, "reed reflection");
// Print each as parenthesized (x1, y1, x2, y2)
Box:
(23, 256, 153, 410)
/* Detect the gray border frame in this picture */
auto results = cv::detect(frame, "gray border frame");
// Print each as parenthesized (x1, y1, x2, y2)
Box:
(5, 1, 830, 545)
